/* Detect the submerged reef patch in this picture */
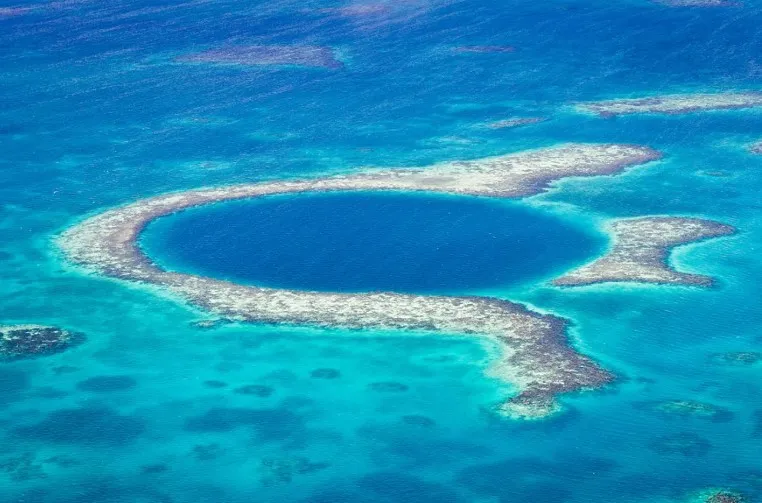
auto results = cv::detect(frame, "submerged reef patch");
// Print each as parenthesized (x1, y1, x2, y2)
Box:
(577, 92, 762, 117)
(259, 456, 331, 486)
(708, 352, 761, 366)
(554, 217, 734, 287)
(58, 143, 663, 419)
(633, 399, 734, 422)
(234, 384, 274, 397)
(0, 324, 85, 361)
(649, 432, 712, 457)
(486, 117, 546, 129)
(310, 368, 341, 379)
(76, 375, 137, 393)
(176, 45, 343, 69)
(13, 406, 145, 446)
(750, 141, 762, 155)
(694, 489, 746, 503)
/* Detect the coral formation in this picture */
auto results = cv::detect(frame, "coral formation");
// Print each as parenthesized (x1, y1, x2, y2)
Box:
(486, 117, 546, 129)
(0, 325, 84, 361)
(554, 217, 734, 287)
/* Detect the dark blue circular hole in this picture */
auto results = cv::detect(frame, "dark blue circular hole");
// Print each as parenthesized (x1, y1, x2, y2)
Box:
(140, 191, 604, 294)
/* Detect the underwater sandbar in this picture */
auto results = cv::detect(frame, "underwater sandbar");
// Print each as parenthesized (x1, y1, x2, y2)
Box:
(58, 143, 660, 418)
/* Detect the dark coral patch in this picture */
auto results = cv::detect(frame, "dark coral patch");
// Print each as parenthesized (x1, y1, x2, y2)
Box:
(203, 380, 228, 388)
(52, 365, 80, 374)
(234, 385, 274, 397)
(1, 325, 85, 361)
(141, 464, 169, 475)
(76, 375, 137, 393)
(358, 472, 463, 503)
(649, 432, 711, 457)
(260, 456, 331, 486)
(192, 443, 223, 461)
(708, 352, 761, 366)
(401, 414, 436, 428)
(184, 407, 305, 441)
(0, 368, 29, 394)
(0, 452, 47, 482)
(310, 368, 341, 379)
(33, 387, 68, 399)
(13, 406, 145, 446)
(458, 455, 615, 499)
(633, 399, 734, 423)
(55, 481, 173, 503)
(44, 455, 79, 468)
(753, 410, 762, 437)
(368, 381, 409, 393)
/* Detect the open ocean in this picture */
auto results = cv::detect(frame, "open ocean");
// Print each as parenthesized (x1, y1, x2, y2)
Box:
(2, 0, 762, 502)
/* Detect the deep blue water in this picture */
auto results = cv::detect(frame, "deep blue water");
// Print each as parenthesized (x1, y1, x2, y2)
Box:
(141, 192, 603, 293)
(2, 0, 762, 503)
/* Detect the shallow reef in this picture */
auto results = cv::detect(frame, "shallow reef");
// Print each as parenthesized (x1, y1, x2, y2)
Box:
(0, 324, 85, 361)
(486, 117, 546, 129)
(577, 92, 762, 116)
(554, 217, 734, 287)
(695, 489, 746, 503)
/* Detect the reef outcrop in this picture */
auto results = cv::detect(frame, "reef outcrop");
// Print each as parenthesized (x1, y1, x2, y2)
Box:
(57, 143, 662, 419)
(0, 325, 84, 361)
(486, 117, 546, 129)
(577, 92, 762, 117)
(176, 45, 343, 69)
(554, 217, 734, 287)
(696, 490, 745, 503)
(633, 399, 733, 422)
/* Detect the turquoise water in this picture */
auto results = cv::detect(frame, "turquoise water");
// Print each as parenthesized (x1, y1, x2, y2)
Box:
(2, 0, 762, 502)
(140, 192, 603, 293)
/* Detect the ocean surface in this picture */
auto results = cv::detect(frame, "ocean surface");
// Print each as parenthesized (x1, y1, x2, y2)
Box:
(1, 1, 762, 502)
